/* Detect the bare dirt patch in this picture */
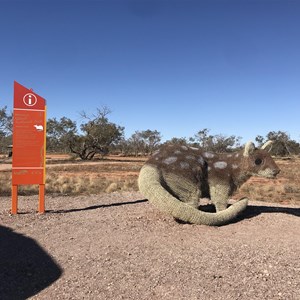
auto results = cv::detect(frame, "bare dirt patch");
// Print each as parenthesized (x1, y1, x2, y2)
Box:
(1, 192, 299, 299)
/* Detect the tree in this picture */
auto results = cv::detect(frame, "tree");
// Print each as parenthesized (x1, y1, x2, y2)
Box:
(127, 131, 145, 156)
(140, 129, 162, 155)
(255, 135, 265, 147)
(113, 137, 131, 156)
(263, 131, 299, 156)
(0, 106, 12, 135)
(192, 129, 241, 152)
(0, 106, 13, 153)
(69, 107, 124, 160)
(191, 128, 212, 150)
(47, 117, 77, 152)
(164, 137, 189, 146)
(211, 134, 241, 153)
(127, 130, 162, 156)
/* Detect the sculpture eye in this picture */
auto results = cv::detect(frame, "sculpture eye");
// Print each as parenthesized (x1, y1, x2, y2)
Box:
(255, 158, 263, 165)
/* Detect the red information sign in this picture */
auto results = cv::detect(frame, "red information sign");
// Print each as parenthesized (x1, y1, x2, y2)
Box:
(12, 81, 47, 213)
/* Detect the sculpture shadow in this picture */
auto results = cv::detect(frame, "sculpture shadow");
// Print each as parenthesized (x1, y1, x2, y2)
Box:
(48, 199, 148, 214)
(240, 204, 300, 220)
(199, 203, 300, 222)
(0, 226, 62, 300)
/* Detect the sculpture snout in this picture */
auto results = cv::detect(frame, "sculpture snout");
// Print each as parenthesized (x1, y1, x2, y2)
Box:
(268, 168, 280, 178)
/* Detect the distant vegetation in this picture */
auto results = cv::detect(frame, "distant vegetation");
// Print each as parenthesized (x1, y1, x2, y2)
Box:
(1, 105, 300, 202)
(0, 106, 12, 154)
(1, 105, 299, 158)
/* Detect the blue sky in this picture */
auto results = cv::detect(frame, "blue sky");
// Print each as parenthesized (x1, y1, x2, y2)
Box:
(0, 0, 299, 143)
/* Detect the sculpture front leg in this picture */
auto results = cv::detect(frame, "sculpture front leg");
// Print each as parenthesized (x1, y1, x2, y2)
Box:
(209, 184, 230, 212)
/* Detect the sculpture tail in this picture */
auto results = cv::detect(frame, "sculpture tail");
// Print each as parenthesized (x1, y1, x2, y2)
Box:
(138, 165, 248, 226)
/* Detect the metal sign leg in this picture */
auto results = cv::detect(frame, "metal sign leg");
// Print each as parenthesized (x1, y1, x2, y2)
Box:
(39, 184, 45, 213)
(12, 185, 18, 214)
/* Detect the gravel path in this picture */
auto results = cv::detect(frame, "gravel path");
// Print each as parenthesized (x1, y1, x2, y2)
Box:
(0, 192, 299, 299)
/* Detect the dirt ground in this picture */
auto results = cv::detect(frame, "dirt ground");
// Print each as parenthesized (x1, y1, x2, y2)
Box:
(0, 192, 299, 300)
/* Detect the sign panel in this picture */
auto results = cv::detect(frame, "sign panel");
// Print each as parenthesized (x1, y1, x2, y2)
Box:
(12, 82, 46, 185)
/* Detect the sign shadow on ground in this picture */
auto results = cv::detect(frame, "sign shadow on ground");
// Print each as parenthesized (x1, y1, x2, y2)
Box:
(48, 198, 148, 214)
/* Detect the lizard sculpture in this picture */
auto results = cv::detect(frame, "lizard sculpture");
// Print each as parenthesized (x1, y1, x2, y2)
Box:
(138, 141, 280, 226)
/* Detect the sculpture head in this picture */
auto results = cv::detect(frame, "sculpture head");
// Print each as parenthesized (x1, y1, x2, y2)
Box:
(243, 141, 280, 179)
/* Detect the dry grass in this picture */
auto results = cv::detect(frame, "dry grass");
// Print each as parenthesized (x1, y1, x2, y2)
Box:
(0, 158, 144, 196)
(1, 156, 300, 205)
(0, 170, 13, 195)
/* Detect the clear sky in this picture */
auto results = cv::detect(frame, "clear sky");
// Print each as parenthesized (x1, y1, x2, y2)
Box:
(0, 0, 299, 143)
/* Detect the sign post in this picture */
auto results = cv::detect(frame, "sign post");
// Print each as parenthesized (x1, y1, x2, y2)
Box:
(12, 81, 47, 214)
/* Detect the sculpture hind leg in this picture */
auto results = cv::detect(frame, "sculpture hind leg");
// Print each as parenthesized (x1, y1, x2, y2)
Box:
(162, 171, 201, 208)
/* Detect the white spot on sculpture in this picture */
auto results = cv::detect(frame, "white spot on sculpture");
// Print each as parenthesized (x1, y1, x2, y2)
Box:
(214, 161, 228, 169)
(180, 162, 190, 169)
(232, 164, 239, 169)
(203, 152, 214, 159)
(198, 157, 204, 165)
(186, 155, 196, 160)
(163, 156, 177, 165)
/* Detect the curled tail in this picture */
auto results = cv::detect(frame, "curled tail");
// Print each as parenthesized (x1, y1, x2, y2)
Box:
(138, 165, 248, 226)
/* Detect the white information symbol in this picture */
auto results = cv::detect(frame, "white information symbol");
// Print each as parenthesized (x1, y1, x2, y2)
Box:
(23, 93, 37, 106)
